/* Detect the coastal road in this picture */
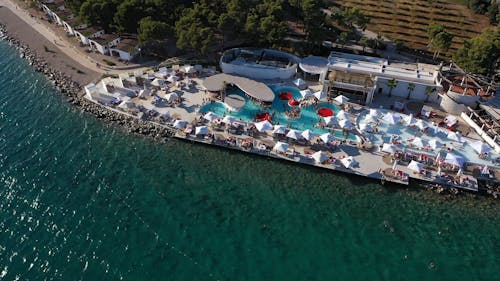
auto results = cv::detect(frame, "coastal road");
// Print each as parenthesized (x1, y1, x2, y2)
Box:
(0, 0, 145, 75)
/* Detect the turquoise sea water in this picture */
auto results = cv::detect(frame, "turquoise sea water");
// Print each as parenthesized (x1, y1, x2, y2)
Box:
(0, 40, 499, 281)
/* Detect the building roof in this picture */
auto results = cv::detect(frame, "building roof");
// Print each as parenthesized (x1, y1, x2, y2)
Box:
(92, 34, 118, 45)
(203, 73, 275, 102)
(480, 97, 500, 121)
(114, 38, 138, 53)
(327, 52, 437, 85)
(299, 56, 328, 75)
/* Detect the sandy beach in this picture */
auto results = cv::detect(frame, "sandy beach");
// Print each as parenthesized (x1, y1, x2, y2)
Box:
(0, 6, 99, 85)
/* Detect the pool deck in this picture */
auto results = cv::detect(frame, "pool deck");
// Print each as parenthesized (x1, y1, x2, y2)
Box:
(84, 69, 500, 195)
(203, 73, 275, 102)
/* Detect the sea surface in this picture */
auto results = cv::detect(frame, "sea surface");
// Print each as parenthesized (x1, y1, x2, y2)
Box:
(0, 40, 499, 281)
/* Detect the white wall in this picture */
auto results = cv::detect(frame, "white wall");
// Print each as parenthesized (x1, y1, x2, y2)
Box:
(90, 40, 108, 55)
(374, 77, 441, 103)
(110, 48, 131, 61)
(446, 90, 480, 107)
(461, 112, 500, 153)
(75, 32, 89, 45)
(221, 61, 297, 80)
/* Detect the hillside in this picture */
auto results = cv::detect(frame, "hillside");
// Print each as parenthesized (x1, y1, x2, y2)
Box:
(329, 0, 493, 55)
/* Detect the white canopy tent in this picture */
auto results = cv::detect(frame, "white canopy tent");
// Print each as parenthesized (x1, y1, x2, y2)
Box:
(334, 95, 349, 104)
(222, 116, 236, 124)
(341, 156, 356, 169)
(469, 140, 492, 154)
(336, 110, 350, 120)
(301, 129, 316, 141)
(255, 120, 274, 132)
(293, 78, 308, 89)
(411, 137, 428, 149)
(320, 133, 335, 143)
(444, 153, 464, 167)
(382, 143, 397, 154)
(203, 111, 219, 122)
(165, 92, 179, 102)
(428, 139, 442, 150)
(359, 123, 373, 132)
(286, 129, 303, 140)
(447, 131, 462, 142)
(272, 125, 287, 134)
(273, 141, 289, 152)
(403, 114, 417, 126)
(407, 160, 424, 173)
(173, 119, 188, 129)
(323, 116, 338, 126)
(312, 151, 329, 164)
(313, 90, 327, 100)
(300, 89, 313, 98)
(195, 126, 209, 135)
(339, 119, 353, 129)
(382, 113, 401, 125)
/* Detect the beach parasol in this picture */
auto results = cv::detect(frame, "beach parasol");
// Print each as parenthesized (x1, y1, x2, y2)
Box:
(444, 153, 464, 167)
(222, 116, 236, 124)
(415, 119, 428, 130)
(195, 126, 209, 135)
(469, 140, 492, 154)
(273, 141, 289, 152)
(182, 65, 196, 74)
(151, 78, 165, 87)
(203, 111, 219, 122)
(403, 114, 417, 126)
(293, 78, 307, 89)
(336, 110, 350, 120)
(272, 125, 287, 134)
(301, 129, 316, 141)
(312, 151, 329, 164)
(286, 129, 302, 140)
(411, 137, 428, 148)
(323, 116, 338, 126)
(369, 108, 380, 117)
(288, 99, 300, 107)
(300, 89, 313, 98)
(364, 114, 378, 123)
(428, 139, 442, 150)
(382, 143, 396, 154)
(407, 160, 424, 173)
(255, 120, 273, 132)
(338, 119, 353, 129)
(447, 131, 462, 142)
(167, 75, 180, 83)
(173, 119, 188, 129)
(382, 112, 400, 125)
(334, 95, 349, 104)
(359, 123, 373, 132)
(313, 90, 326, 100)
(320, 133, 335, 143)
(341, 156, 356, 169)
(165, 92, 179, 102)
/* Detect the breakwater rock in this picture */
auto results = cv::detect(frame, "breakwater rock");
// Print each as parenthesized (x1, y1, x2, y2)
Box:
(0, 24, 173, 142)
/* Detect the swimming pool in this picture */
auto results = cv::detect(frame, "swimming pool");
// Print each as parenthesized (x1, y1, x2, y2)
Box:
(357, 109, 499, 166)
(200, 85, 357, 141)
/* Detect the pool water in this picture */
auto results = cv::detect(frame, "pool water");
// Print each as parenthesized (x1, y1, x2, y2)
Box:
(200, 86, 356, 141)
(357, 109, 499, 166)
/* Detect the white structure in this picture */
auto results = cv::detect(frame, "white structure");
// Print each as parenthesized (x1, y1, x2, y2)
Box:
(220, 48, 300, 80)
(318, 52, 442, 105)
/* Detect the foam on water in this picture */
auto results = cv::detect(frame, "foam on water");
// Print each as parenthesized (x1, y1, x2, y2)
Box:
(0, 40, 499, 281)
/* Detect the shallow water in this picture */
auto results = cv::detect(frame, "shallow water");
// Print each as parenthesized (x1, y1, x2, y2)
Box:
(0, 40, 499, 281)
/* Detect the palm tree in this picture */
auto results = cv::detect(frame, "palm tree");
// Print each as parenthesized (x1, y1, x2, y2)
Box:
(425, 86, 436, 102)
(406, 83, 415, 100)
(387, 78, 398, 97)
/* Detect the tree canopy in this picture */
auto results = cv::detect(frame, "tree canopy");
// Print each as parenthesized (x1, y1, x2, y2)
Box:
(453, 26, 500, 76)
(426, 22, 454, 59)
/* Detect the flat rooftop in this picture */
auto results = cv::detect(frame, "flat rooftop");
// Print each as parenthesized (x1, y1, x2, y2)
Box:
(328, 52, 438, 85)
(202, 73, 275, 102)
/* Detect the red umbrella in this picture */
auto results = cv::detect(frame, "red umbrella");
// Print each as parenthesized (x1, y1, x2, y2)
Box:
(279, 92, 293, 100)
(317, 107, 334, 117)
(288, 99, 300, 107)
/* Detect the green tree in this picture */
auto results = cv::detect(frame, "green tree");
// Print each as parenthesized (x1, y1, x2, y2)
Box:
(338, 32, 349, 48)
(406, 83, 415, 100)
(301, 0, 325, 47)
(425, 86, 436, 102)
(175, 2, 215, 55)
(137, 16, 170, 47)
(453, 26, 500, 75)
(427, 22, 454, 59)
(387, 78, 398, 97)
(79, 0, 118, 32)
(359, 37, 368, 52)
(114, 0, 150, 33)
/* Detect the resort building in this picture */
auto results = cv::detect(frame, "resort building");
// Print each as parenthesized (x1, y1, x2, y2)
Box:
(220, 48, 300, 80)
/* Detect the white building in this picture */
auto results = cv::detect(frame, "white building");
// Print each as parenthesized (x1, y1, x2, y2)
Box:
(220, 48, 300, 80)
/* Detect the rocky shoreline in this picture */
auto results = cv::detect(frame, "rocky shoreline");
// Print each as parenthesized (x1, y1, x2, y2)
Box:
(0, 23, 174, 142)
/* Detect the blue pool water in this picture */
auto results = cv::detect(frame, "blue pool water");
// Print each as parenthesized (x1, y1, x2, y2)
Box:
(200, 86, 352, 139)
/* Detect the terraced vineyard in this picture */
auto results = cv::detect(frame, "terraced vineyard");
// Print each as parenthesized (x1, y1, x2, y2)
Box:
(329, 0, 493, 55)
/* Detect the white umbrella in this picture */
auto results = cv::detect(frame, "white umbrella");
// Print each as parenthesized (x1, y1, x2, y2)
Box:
(320, 133, 334, 143)
(165, 92, 179, 102)
(299, 89, 313, 98)
(255, 120, 273, 132)
(382, 113, 400, 125)
(369, 108, 379, 117)
(195, 126, 209, 135)
(336, 110, 350, 120)
(293, 78, 307, 89)
(301, 129, 316, 141)
(341, 156, 356, 169)
(118, 101, 135, 109)
(364, 114, 378, 123)
(182, 65, 196, 74)
(407, 160, 424, 173)
(313, 90, 326, 100)
(411, 137, 428, 148)
(415, 119, 428, 130)
(203, 111, 219, 122)
(444, 115, 458, 126)
(359, 123, 373, 132)
(273, 141, 289, 152)
(403, 114, 417, 126)
(392, 160, 398, 170)
(481, 165, 490, 175)
(272, 125, 287, 134)
(167, 75, 180, 83)
(469, 140, 492, 154)
(173, 119, 188, 129)
(447, 131, 462, 142)
(382, 143, 396, 154)
(151, 78, 165, 87)
(428, 139, 442, 150)
(334, 95, 349, 104)
(222, 116, 236, 124)
(286, 129, 302, 140)
(323, 116, 338, 126)
(444, 153, 464, 167)
(312, 151, 329, 164)
(338, 119, 353, 129)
